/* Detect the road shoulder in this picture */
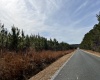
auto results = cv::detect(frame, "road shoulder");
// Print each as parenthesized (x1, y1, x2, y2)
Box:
(29, 51, 75, 80)
(82, 50, 100, 57)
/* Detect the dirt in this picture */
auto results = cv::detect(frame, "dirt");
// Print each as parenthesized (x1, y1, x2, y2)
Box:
(29, 51, 74, 80)
(84, 50, 100, 57)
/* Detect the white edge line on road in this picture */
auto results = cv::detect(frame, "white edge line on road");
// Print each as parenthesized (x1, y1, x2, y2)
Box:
(50, 51, 76, 80)
(81, 50, 100, 58)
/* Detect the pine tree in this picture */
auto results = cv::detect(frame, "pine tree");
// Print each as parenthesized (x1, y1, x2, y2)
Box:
(96, 12, 100, 24)
(10, 26, 20, 52)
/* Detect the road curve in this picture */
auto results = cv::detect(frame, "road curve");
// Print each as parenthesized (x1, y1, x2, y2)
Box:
(51, 49, 100, 80)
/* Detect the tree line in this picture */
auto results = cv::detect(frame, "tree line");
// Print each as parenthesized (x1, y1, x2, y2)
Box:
(0, 24, 72, 53)
(80, 12, 100, 52)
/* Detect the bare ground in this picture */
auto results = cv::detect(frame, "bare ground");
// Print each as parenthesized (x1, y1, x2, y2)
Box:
(83, 50, 100, 57)
(29, 51, 74, 80)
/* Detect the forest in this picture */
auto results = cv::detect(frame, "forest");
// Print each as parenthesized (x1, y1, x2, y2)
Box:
(0, 24, 72, 53)
(80, 12, 100, 52)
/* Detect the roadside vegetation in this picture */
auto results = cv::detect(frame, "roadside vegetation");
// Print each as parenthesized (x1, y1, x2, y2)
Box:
(0, 23, 75, 80)
(0, 24, 72, 52)
(80, 12, 100, 52)
(0, 50, 73, 80)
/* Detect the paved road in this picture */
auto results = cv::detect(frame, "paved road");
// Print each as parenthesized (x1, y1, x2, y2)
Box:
(52, 49, 100, 80)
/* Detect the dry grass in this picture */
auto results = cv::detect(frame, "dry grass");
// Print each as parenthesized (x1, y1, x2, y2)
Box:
(29, 51, 74, 80)
(0, 50, 73, 80)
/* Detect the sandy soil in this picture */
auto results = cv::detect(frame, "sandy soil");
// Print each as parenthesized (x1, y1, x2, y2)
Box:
(29, 51, 74, 80)
(84, 50, 100, 57)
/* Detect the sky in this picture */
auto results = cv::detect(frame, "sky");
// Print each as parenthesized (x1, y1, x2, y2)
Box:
(0, 0, 100, 44)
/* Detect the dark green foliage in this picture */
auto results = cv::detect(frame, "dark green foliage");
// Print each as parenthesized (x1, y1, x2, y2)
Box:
(80, 12, 100, 52)
(0, 23, 71, 52)
(59, 42, 70, 50)
(0, 24, 8, 49)
(10, 26, 20, 51)
(96, 12, 100, 23)
(70, 44, 80, 49)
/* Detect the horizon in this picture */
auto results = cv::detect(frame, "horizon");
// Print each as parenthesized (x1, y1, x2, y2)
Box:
(0, 0, 100, 44)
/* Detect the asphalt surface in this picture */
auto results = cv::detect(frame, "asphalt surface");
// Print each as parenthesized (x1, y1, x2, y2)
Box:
(52, 49, 100, 80)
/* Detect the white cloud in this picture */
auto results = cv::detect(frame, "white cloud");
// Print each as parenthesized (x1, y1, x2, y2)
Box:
(0, 0, 60, 33)
(74, 1, 88, 14)
(43, 25, 93, 44)
(0, 0, 99, 44)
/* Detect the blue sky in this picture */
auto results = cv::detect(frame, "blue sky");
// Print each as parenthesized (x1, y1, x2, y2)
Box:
(0, 0, 100, 44)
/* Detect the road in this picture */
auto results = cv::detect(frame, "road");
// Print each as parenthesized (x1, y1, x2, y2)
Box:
(52, 49, 100, 80)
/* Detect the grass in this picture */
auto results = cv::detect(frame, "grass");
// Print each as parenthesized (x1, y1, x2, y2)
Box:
(0, 50, 73, 80)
